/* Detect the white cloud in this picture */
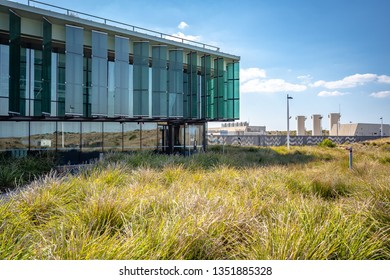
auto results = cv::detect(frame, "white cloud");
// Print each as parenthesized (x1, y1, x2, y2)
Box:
(240, 68, 267, 83)
(297, 74, 313, 84)
(312, 73, 390, 89)
(378, 75, 390, 84)
(318, 90, 349, 97)
(240, 67, 306, 94)
(178, 21, 189, 30)
(241, 78, 307, 94)
(170, 32, 201, 42)
(370, 91, 390, 98)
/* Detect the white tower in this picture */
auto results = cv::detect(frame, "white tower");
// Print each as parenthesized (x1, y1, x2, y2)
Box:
(311, 114, 323, 136)
(296, 116, 306, 136)
(329, 113, 341, 136)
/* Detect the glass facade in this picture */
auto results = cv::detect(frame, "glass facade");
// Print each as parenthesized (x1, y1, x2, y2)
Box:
(0, 5, 239, 156)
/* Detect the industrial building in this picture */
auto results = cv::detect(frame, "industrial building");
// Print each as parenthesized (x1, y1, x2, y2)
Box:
(0, 0, 240, 156)
(208, 122, 266, 136)
(330, 123, 389, 137)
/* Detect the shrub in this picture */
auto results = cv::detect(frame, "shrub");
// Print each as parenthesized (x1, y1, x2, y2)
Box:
(318, 139, 336, 148)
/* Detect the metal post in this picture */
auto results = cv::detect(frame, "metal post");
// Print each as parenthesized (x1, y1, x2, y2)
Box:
(346, 146, 353, 169)
(287, 94, 293, 149)
(380, 117, 383, 137)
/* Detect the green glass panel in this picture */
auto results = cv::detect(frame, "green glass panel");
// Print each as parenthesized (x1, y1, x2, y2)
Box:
(214, 58, 225, 119)
(19, 48, 26, 116)
(114, 36, 130, 117)
(133, 42, 149, 116)
(57, 53, 66, 116)
(91, 31, 108, 116)
(65, 25, 84, 116)
(83, 57, 91, 117)
(209, 78, 215, 119)
(201, 55, 211, 119)
(0, 45, 9, 115)
(42, 18, 52, 115)
(152, 46, 167, 117)
(9, 11, 21, 115)
(226, 63, 236, 119)
(168, 50, 183, 117)
(233, 62, 240, 119)
(186, 52, 198, 118)
(34, 50, 43, 116)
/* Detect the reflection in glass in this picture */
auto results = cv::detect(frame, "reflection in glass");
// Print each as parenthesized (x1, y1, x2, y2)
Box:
(30, 122, 56, 150)
(103, 122, 122, 152)
(81, 122, 103, 151)
(123, 122, 140, 151)
(57, 122, 81, 150)
(141, 122, 157, 150)
(0, 122, 29, 151)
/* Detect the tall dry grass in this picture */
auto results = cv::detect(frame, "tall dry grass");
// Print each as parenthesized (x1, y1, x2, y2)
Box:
(0, 141, 389, 259)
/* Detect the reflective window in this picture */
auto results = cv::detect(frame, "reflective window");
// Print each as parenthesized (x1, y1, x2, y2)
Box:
(133, 42, 149, 116)
(201, 55, 211, 119)
(152, 46, 167, 117)
(227, 62, 240, 119)
(0, 45, 9, 115)
(107, 61, 115, 117)
(9, 10, 21, 115)
(91, 31, 108, 116)
(168, 50, 183, 117)
(42, 18, 52, 115)
(214, 58, 225, 119)
(65, 25, 84, 116)
(33, 50, 43, 116)
(57, 53, 66, 116)
(114, 36, 131, 117)
(185, 52, 199, 118)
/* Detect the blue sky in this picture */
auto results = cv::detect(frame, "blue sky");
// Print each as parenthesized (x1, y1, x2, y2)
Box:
(13, 0, 390, 130)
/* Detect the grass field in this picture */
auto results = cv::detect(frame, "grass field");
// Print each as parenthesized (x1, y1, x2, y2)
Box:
(0, 139, 389, 259)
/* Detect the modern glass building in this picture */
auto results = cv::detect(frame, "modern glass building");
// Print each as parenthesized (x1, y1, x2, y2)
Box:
(0, 0, 240, 158)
